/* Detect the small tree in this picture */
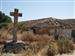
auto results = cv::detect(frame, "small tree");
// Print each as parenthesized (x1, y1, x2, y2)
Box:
(0, 11, 12, 29)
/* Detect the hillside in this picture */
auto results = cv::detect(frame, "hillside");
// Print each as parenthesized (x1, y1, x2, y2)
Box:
(21, 17, 75, 29)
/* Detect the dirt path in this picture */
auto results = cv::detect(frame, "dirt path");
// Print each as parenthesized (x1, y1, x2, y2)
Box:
(36, 45, 75, 56)
(56, 51, 75, 56)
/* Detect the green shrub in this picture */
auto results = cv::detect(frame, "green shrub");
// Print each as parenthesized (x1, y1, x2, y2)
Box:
(0, 23, 9, 29)
(57, 36, 74, 54)
(17, 23, 30, 30)
(0, 11, 12, 23)
(47, 42, 58, 56)
(0, 11, 12, 29)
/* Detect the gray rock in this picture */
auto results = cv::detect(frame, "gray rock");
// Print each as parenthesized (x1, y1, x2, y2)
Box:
(2, 41, 29, 53)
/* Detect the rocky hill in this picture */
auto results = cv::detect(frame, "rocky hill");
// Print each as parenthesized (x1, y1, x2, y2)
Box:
(21, 17, 75, 29)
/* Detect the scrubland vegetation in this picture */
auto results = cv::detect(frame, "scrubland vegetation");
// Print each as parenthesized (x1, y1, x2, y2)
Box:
(0, 28, 75, 56)
(0, 21, 75, 56)
(0, 23, 75, 56)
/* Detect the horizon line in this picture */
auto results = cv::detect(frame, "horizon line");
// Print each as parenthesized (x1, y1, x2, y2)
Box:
(18, 17, 75, 21)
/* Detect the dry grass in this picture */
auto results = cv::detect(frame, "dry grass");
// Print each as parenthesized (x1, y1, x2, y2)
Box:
(57, 36, 74, 54)
(20, 31, 54, 42)
(19, 31, 55, 53)
(0, 29, 75, 56)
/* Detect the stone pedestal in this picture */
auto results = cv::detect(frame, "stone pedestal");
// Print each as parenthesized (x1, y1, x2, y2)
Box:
(2, 41, 29, 53)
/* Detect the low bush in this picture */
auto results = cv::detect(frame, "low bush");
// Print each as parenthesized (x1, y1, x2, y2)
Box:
(57, 36, 74, 54)
(47, 42, 58, 56)
(0, 23, 9, 29)
(17, 23, 30, 31)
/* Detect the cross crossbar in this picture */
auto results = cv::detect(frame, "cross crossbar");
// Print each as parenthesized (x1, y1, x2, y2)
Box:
(10, 9, 22, 17)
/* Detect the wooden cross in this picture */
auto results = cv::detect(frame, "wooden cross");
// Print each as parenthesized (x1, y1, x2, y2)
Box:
(10, 9, 22, 42)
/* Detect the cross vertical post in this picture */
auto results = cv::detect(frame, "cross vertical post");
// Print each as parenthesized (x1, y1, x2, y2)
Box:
(10, 9, 22, 42)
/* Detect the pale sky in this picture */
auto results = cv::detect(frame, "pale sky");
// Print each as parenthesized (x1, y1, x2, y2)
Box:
(0, 0, 75, 21)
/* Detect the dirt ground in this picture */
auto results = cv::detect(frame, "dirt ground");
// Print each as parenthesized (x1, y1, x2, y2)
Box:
(56, 51, 75, 56)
